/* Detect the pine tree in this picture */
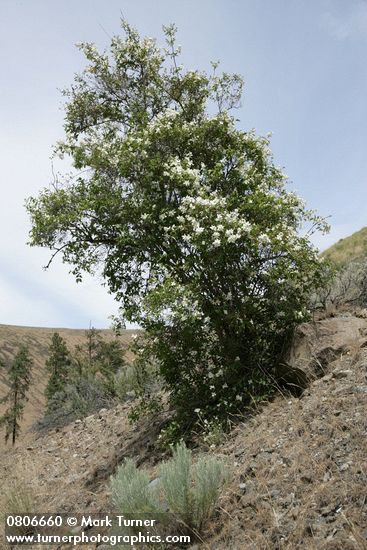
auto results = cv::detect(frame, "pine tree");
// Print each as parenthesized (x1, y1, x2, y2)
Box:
(45, 333, 71, 407)
(75, 327, 125, 396)
(73, 325, 102, 377)
(85, 325, 103, 369)
(0, 345, 32, 445)
(95, 339, 126, 396)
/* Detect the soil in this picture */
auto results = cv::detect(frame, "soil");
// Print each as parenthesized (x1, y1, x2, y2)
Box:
(0, 314, 366, 549)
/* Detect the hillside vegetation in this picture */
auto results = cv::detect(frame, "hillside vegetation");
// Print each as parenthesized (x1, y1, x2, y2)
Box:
(1, 312, 366, 549)
(0, 324, 136, 450)
(321, 226, 367, 267)
(2, 18, 366, 549)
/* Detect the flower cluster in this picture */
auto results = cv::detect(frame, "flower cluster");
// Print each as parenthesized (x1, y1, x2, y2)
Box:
(27, 20, 330, 437)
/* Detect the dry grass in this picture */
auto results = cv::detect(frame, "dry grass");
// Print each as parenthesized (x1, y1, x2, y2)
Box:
(0, 457, 39, 547)
(321, 226, 367, 267)
(0, 319, 366, 549)
(206, 347, 367, 549)
(0, 324, 138, 451)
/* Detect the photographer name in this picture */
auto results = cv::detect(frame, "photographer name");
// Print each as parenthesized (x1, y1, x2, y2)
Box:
(81, 515, 156, 528)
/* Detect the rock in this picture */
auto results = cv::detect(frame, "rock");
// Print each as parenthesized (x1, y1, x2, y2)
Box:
(355, 308, 367, 319)
(70, 525, 83, 534)
(321, 503, 342, 516)
(45, 447, 58, 453)
(234, 448, 244, 457)
(278, 316, 367, 391)
(333, 369, 353, 379)
(283, 493, 295, 507)
(238, 480, 255, 494)
(149, 477, 161, 490)
(300, 473, 313, 483)
(323, 471, 332, 482)
(352, 385, 367, 393)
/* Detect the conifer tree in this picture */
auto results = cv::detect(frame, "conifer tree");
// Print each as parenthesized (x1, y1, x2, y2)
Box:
(75, 327, 125, 395)
(0, 345, 32, 445)
(85, 325, 103, 369)
(73, 325, 102, 377)
(95, 338, 126, 396)
(45, 332, 71, 407)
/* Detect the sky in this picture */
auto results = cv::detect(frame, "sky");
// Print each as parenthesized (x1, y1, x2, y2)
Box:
(0, 0, 366, 328)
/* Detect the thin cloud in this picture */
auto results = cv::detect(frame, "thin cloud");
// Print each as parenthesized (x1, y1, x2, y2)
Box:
(321, 1, 367, 40)
(0, 255, 119, 329)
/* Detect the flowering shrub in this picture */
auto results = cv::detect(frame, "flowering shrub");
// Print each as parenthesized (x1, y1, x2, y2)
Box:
(27, 20, 329, 434)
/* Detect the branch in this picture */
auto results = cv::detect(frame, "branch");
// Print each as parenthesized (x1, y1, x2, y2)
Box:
(43, 244, 69, 270)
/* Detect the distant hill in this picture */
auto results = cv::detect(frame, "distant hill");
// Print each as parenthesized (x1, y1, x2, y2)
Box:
(0, 324, 137, 449)
(321, 226, 367, 267)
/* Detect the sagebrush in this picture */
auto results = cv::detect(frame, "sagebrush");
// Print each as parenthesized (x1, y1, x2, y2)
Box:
(110, 442, 227, 538)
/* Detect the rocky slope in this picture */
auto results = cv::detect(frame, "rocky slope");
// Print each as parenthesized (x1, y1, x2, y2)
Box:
(0, 313, 366, 549)
(0, 324, 136, 451)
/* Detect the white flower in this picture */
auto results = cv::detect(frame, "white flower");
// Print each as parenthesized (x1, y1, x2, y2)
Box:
(228, 233, 240, 243)
(194, 408, 201, 413)
(213, 239, 221, 248)
(236, 394, 243, 401)
(241, 221, 252, 232)
(258, 233, 270, 245)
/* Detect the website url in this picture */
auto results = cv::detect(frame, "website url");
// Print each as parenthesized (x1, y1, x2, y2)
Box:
(6, 531, 191, 546)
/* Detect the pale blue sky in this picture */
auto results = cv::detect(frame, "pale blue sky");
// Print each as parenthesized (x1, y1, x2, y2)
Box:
(0, 0, 366, 328)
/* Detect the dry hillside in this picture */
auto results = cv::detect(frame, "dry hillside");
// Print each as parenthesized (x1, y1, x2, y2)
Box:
(0, 324, 137, 451)
(321, 226, 367, 267)
(0, 311, 366, 549)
